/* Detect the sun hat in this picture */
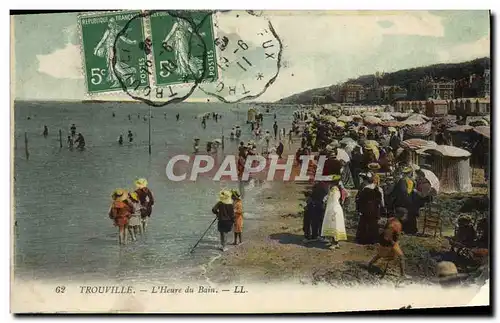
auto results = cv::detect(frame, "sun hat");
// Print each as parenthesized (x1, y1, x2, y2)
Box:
(388, 127, 397, 133)
(331, 174, 341, 181)
(134, 178, 148, 188)
(402, 166, 413, 174)
(112, 189, 128, 202)
(231, 189, 241, 199)
(218, 190, 233, 205)
(368, 163, 381, 171)
(128, 192, 139, 202)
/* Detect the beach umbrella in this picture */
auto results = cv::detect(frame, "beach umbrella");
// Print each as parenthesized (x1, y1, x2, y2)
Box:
(391, 112, 410, 120)
(364, 116, 382, 125)
(380, 121, 405, 128)
(340, 137, 357, 146)
(338, 115, 353, 123)
(474, 126, 490, 139)
(447, 125, 473, 133)
(400, 139, 437, 151)
(378, 112, 395, 121)
(420, 168, 440, 193)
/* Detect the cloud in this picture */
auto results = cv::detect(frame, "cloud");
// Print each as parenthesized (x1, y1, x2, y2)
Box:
(437, 35, 490, 63)
(36, 43, 84, 80)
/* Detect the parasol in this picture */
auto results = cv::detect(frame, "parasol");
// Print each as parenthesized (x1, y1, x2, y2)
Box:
(338, 115, 353, 122)
(420, 168, 440, 193)
(364, 116, 382, 125)
(473, 126, 490, 139)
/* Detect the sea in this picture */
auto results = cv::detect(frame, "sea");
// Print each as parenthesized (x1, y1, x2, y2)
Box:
(13, 101, 295, 284)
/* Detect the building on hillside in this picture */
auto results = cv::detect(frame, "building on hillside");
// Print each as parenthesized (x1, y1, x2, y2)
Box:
(426, 79, 455, 100)
(339, 83, 365, 103)
(481, 69, 490, 98)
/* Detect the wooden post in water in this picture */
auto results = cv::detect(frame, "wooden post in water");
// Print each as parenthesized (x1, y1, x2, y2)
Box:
(221, 128, 224, 151)
(148, 106, 152, 155)
(59, 129, 62, 148)
(24, 132, 29, 160)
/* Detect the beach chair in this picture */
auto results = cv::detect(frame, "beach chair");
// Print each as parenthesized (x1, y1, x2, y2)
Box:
(421, 198, 442, 237)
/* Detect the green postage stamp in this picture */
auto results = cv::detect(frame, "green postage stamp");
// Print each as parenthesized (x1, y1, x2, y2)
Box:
(78, 11, 149, 94)
(79, 10, 218, 94)
(149, 11, 218, 87)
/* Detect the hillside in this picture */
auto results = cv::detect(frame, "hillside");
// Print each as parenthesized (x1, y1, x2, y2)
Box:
(277, 57, 490, 104)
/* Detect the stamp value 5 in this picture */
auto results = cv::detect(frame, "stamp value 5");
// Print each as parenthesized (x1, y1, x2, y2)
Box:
(78, 11, 149, 94)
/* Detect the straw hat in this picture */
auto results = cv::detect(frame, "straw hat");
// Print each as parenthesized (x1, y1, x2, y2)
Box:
(436, 261, 468, 283)
(134, 178, 148, 188)
(128, 191, 139, 202)
(231, 189, 241, 199)
(402, 166, 413, 174)
(218, 190, 233, 205)
(112, 189, 128, 202)
(368, 163, 381, 171)
(331, 174, 341, 181)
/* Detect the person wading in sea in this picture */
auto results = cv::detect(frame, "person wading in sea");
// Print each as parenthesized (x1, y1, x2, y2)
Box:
(70, 124, 77, 137)
(134, 178, 154, 233)
(67, 136, 73, 149)
(108, 189, 132, 245)
(43, 125, 48, 137)
(126, 192, 142, 240)
(75, 133, 86, 150)
(212, 190, 235, 251)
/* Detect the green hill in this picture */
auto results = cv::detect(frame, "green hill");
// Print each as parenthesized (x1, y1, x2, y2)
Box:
(277, 57, 490, 104)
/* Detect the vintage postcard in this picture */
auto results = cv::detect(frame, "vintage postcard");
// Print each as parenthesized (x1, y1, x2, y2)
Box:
(10, 10, 490, 313)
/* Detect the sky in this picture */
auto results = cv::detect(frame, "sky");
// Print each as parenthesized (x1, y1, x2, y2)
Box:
(12, 10, 490, 102)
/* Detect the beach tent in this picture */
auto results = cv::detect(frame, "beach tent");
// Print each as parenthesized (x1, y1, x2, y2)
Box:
(418, 145, 472, 194)
(400, 139, 437, 165)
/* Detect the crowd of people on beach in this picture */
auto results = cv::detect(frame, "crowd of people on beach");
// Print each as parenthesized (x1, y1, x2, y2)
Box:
(285, 106, 489, 279)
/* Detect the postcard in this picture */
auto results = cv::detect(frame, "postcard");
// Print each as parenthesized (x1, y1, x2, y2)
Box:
(10, 10, 490, 313)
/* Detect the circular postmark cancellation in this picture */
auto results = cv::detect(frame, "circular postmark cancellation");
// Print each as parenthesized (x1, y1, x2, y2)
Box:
(198, 10, 283, 103)
(112, 10, 213, 107)
(111, 10, 283, 106)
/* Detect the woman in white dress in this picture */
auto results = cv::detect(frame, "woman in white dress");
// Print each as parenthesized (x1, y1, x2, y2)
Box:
(321, 175, 348, 250)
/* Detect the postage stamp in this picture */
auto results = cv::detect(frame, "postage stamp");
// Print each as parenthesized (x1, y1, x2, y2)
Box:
(78, 11, 149, 94)
(148, 11, 218, 87)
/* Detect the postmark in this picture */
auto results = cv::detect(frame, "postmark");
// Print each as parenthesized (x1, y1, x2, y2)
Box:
(112, 10, 214, 107)
(78, 11, 149, 94)
(198, 10, 283, 103)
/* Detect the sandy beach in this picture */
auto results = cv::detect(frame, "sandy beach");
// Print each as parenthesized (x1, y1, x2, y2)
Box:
(206, 135, 489, 287)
